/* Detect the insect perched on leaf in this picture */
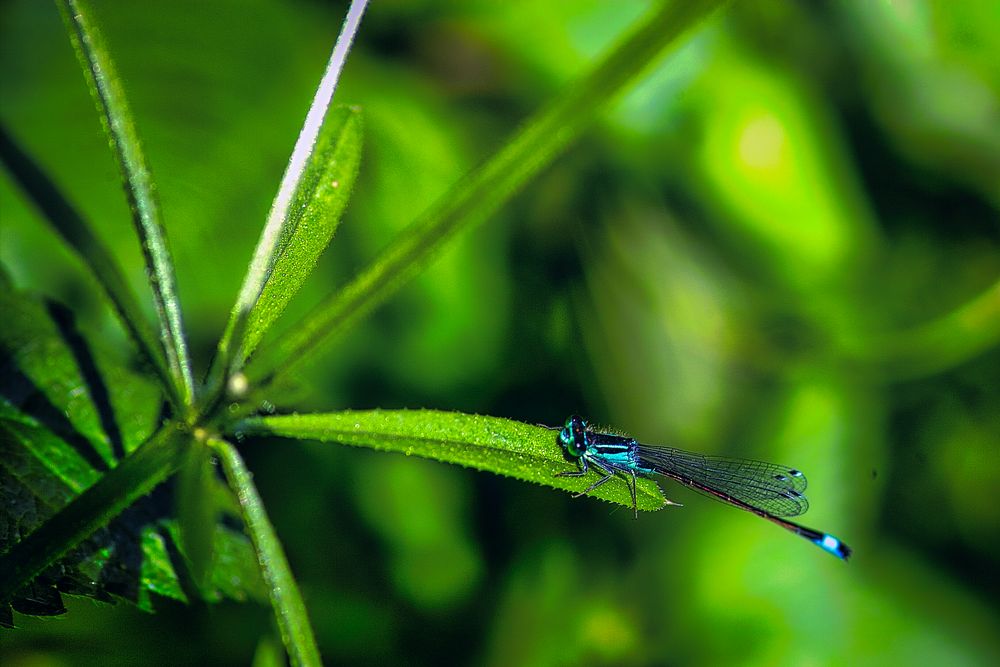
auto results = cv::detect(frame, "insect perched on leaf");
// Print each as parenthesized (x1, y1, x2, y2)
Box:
(553, 415, 852, 560)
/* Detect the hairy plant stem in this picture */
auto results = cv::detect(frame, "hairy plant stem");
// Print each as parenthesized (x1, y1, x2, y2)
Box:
(58, 0, 195, 409)
(209, 438, 322, 667)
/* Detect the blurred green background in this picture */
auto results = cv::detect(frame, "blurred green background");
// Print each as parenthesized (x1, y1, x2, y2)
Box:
(2, 0, 999, 665)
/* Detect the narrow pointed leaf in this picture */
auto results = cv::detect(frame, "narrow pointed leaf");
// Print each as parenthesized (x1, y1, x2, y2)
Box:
(245, 0, 728, 390)
(57, 0, 194, 406)
(219, 106, 363, 371)
(209, 438, 322, 667)
(217, 0, 370, 375)
(233, 410, 667, 511)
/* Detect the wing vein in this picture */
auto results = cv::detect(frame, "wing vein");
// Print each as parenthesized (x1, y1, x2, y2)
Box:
(636, 445, 810, 517)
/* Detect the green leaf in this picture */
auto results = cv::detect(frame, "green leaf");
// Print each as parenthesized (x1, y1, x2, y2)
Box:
(217, 106, 363, 372)
(0, 405, 266, 616)
(57, 0, 194, 407)
(0, 279, 263, 620)
(209, 438, 322, 667)
(233, 410, 667, 512)
(216, 0, 370, 379)
(0, 124, 176, 409)
(252, 635, 286, 667)
(0, 415, 188, 607)
(245, 0, 728, 391)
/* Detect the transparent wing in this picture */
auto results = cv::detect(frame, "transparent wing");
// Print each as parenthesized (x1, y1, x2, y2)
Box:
(636, 445, 810, 517)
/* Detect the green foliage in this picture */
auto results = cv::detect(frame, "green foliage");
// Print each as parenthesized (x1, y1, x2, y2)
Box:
(246, 0, 726, 390)
(236, 410, 666, 511)
(210, 438, 322, 667)
(57, 0, 194, 408)
(2, 0, 999, 665)
(1, 0, 727, 662)
(220, 106, 364, 370)
(0, 282, 264, 614)
(175, 442, 219, 591)
(0, 126, 170, 402)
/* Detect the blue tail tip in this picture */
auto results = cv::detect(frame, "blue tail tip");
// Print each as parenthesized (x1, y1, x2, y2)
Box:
(816, 533, 852, 561)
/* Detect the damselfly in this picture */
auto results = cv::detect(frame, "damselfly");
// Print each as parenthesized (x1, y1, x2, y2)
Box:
(553, 415, 851, 560)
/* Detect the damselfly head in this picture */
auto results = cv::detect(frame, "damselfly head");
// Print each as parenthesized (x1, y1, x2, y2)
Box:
(559, 415, 588, 457)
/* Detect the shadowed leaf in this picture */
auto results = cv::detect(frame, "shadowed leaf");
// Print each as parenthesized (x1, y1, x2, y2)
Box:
(0, 279, 263, 622)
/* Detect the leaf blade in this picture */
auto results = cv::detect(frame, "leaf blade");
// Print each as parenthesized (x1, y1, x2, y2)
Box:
(57, 0, 194, 407)
(0, 421, 188, 603)
(216, 0, 370, 376)
(229, 106, 363, 366)
(233, 410, 666, 511)
(175, 443, 219, 593)
(209, 438, 322, 667)
(0, 278, 262, 616)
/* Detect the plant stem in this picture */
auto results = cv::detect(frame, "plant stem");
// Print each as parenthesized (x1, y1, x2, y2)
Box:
(0, 424, 189, 602)
(209, 438, 322, 667)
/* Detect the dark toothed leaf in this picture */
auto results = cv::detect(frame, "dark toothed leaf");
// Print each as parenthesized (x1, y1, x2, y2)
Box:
(0, 279, 263, 621)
